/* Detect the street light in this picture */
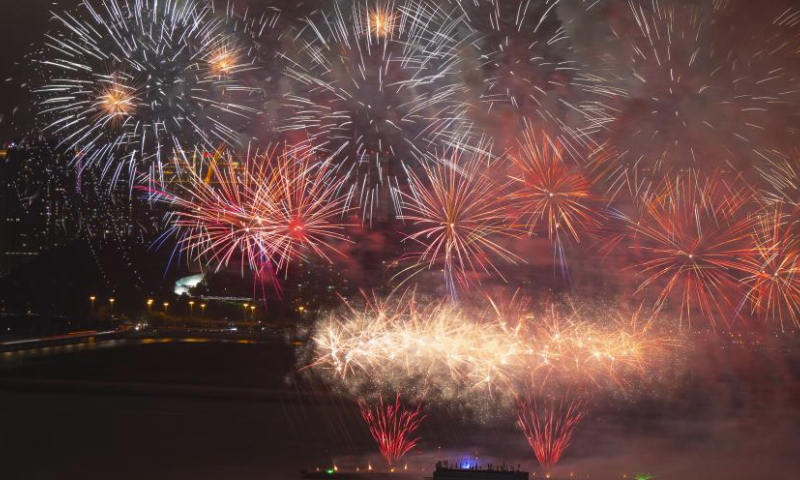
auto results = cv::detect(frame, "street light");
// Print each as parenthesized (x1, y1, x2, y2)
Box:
(89, 296, 96, 313)
(189, 301, 195, 317)
(109, 298, 115, 313)
(163, 302, 170, 314)
(243, 303, 249, 320)
(146, 299, 154, 313)
(250, 305, 256, 319)
(200, 303, 206, 317)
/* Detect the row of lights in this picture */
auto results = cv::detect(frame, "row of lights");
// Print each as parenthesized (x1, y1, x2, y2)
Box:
(90, 296, 209, 316)
(146, 299, 207, 316)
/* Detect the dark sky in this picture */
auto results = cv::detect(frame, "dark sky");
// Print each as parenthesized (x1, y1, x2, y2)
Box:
(0, 0, 74, 139)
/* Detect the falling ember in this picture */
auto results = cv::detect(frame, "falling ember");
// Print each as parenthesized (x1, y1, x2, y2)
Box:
(605, 0, 775, 175)
(359, 395, 425, 467)
(516, 394, 586, 470)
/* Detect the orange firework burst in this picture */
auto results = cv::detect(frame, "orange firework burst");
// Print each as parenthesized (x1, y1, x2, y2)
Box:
(366, 4, 396, 39)
(739, 204, 800, 329)
(507, 131, 606, 273)
(208, 47, 238, 76)
(397, 147, 521, 298)
(628, 171, 756, 327)
(99, 86, 135, 117)
(94, 73, 137, 127)
(144, 145, 350, 284)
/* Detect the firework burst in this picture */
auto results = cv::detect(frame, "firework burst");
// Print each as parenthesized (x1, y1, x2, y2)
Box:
(280, 0, 471, 221)
(359, 394, 425, 467)
(600, 1, 781, 195)
(397, 146, 521, 298)
(455, 0, 618, 155)
(627, 171, 756, 327)
(516, 393, 586, 470)
(507, 130, 607, 276)
(35, 0, 268, 185)
(143, 145, 350, 287)
(733, 6, 800, 152)
(739, 204, 800, 329)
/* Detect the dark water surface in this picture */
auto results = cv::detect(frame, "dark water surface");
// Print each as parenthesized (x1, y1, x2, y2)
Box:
(1, 338, 799, 479)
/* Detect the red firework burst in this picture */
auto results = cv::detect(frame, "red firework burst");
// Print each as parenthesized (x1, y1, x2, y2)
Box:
(739, 204, 800, 329)
(516, 394, 586, 471)
(143, 145, 350, 283)
(398, 146, 521, 298)
(507, 130, 606, 272)
(628, 171, 756, 327)
(359, 394, 425, 467)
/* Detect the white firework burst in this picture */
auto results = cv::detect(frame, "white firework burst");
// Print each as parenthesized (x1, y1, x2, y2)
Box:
(35, 0, 269, 186)
(279, 0, 473, 223)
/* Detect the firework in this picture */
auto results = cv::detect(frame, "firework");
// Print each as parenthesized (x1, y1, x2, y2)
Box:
(627, 171, 756, 327)
(739, 204, 800, 329)
(507, 130, 607, 275)
(280, 0, 471, 221)
(600, 1, 780, 194)
(455, 0, 618, 155)
(306, 293, 672, 407)
(35, 0, 268, 185)
(397, 146, 521, 298)
(516, 393, 586, 470)
(735, 7, 800, 154)
(359, 394, 425, 467)
(143, 145, 350, 286)
(754, 149, 800, 207)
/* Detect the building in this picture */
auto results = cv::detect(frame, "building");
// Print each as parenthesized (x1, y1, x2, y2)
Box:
(430, 461, 529, 480)
(0, 139, 77, 275)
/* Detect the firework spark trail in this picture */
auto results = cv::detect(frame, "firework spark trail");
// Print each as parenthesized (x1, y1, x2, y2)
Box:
(735, 6, 800, 153)
(755, 149, 800, 207)
(516, 393, 586, 470)
(359, 394, 425, 467)
(739, 204, 800, 329)
(307, 293, 672, 407)
(627, 170, 757, 327)
(35, 0, 268, 186)
(397, 146, 521, 299)
(142, 145, 351, 288)
(507, 130, 607, 277)
(279, 0, 473, 222)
